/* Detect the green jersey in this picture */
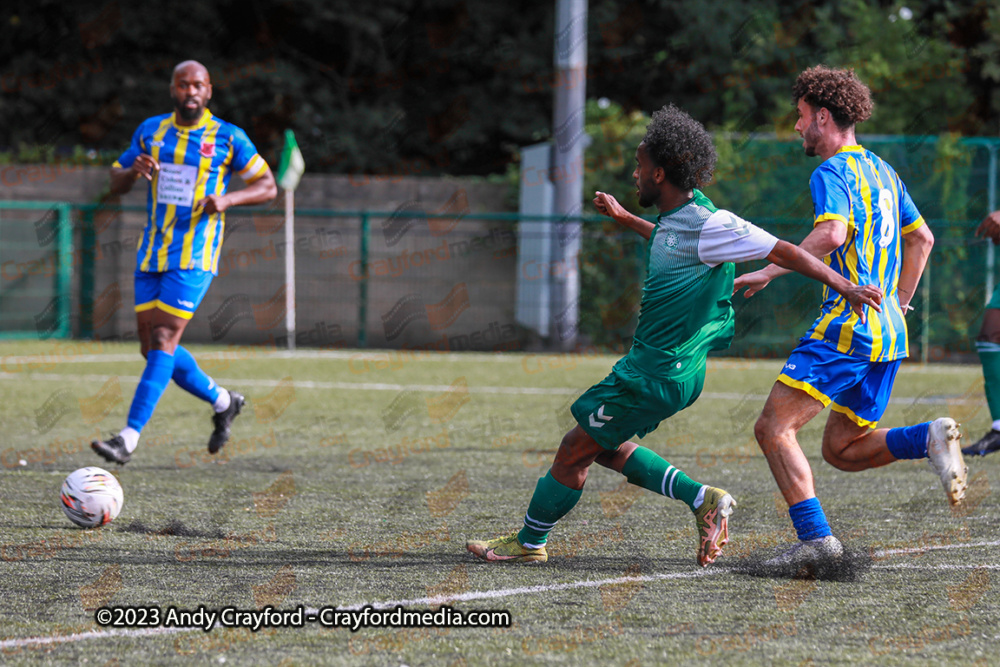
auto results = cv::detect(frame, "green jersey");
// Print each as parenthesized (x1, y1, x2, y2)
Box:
(627, 190, 778, 381)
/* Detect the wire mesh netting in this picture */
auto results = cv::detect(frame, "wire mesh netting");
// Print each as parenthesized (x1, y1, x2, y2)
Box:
(0, 203, 71, 339)
(712, 135, 997, 361)
(1, 136, 996, 360)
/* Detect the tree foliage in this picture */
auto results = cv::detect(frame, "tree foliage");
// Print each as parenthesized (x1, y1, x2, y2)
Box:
(0, 0, 996, 177)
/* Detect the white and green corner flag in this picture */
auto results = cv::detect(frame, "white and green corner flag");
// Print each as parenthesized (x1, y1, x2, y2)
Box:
(277, 129, 305, 191)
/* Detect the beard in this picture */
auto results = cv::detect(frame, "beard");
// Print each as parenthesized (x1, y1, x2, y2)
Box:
(636, 182, 655, 208)
(175, 100, 203, 121)
(802, 120, 820, 157)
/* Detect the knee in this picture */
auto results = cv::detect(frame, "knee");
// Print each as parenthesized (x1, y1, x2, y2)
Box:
(595, 440, 637, 473)
(821, 439, 853, 471)
(553, 428, 599, 474)
(978, 314, 1000, 344)
(754, 413, 799, 459)
(555, 430, 586, 467)
(753, 414, 773, 447)
(821, 443, 845, 469)
(558, 429, 579, 452)
(149, 325, 177, 351)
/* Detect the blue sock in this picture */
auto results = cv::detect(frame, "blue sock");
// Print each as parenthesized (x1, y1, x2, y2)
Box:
(788, 497, 832, 541)
(126, 349, 176, 431)
(172, 346, 220, 404)
(885, 422, 930, 460)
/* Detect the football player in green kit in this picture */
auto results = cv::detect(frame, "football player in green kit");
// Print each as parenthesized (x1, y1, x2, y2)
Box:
(467, 104, 883, 567)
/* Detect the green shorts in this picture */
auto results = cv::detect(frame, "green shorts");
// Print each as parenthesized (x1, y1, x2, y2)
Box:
(570, 357, 705, 450)
(989, 282, 1000, 310)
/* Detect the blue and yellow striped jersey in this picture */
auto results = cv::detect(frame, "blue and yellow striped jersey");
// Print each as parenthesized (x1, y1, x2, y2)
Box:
(804, 145, 925, 362)
(113, 109, 269, 275)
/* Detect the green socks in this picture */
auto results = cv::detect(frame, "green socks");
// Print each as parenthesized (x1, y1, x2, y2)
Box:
(978, 341, 1000, 423)
(516, 448, 704, 548)
(517, 470, 582, 548)
(621, 445, 704, 511)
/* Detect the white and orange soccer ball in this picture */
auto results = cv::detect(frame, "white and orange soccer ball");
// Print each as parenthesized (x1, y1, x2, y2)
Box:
(60, 467, 124, 528)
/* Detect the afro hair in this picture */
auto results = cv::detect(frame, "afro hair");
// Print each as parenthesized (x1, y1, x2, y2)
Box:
(641, 104, 717, 190)
(793, 65, 874, 129)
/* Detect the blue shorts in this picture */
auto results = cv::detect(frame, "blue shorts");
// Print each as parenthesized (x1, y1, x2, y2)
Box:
(777, 338, 900, 428)
(134, 269, 214, 320)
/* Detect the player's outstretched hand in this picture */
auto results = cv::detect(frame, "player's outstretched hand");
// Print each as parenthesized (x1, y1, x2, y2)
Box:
(196, 194, 232, 215)
(131, 154, 159, 182)
(733, 269, 771, 298)
(593, 191, 627, 223)
(976, 210, 1000, 245)
(846, 284, 883, 325)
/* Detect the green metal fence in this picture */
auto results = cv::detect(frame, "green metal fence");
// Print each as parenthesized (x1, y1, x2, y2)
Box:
(712, 134, 999, 362)
(0, 202, 993, 361)
(0, 201, 73, 339)
(75, 205, 623, 351)
(0, 135, 997, 358)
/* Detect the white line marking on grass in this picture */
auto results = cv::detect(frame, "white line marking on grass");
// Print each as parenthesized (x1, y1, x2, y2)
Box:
(0, 625, 198, 650)
(0, 372, 578, 395)
(1, 570, 721, 649)
(0, 349, 610, 366)
(0, 371, 984, 404)
(874, 563, 1000, 570)
(314, 568, 722, 612)
(6, 542, 999, 649)
(872, 539, 1000, 559)
(0, 349, 979, 373)
(0, 353, 142, 364)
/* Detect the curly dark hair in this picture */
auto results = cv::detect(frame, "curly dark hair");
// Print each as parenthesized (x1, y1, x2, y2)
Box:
(793, 65, 874, 129)
(641, 104, 716, 190)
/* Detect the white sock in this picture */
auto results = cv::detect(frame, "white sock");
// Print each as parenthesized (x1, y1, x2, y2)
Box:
(119, 427, 140, 453)
(213, 390, 231, 413)
(692, 486, 707, 510)
(992, 419, 1000, 432)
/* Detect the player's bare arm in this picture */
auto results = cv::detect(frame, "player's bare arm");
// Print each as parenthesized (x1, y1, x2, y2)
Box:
(976, 210, 1000, 245)
(109, 154, 160, 195)
(733, 218, 847, 297)
(593, 191, 654, 239)
(759, 239, 882, 324)
(198, 166, 277, 215)
(896, 222, 934, 310)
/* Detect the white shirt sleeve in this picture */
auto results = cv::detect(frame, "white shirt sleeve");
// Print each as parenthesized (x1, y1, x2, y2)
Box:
(698, 210, 779, 267)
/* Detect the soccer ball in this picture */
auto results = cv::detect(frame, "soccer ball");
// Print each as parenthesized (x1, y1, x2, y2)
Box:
(60, 467, 124, 528)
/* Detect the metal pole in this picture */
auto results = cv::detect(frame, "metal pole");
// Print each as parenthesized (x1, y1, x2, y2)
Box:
(987, 144, 997, 303)
(551, 0, 587, 350)
(358, 213, 369, 348)
(57, 204, 72, 339)
(921, 259, 929, 364)
(284, 188, 296, 350)
(80, 205, 96, 339)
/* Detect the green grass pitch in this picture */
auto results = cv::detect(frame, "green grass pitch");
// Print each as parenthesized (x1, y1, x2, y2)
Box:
(1, 340, 998, 665)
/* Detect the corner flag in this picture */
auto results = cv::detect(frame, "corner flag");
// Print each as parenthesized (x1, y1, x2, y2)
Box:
(277, 129, 305, 191)
(277, 129, 304, 350)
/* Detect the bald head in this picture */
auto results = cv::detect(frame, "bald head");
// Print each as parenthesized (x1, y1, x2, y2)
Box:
(172, 60, 210, 83)
(170, 61, 212, 125)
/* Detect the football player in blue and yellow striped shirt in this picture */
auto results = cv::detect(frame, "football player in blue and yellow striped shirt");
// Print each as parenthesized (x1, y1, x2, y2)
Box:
(735, 66, 968, 574)
(92, 60, 276, 466)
